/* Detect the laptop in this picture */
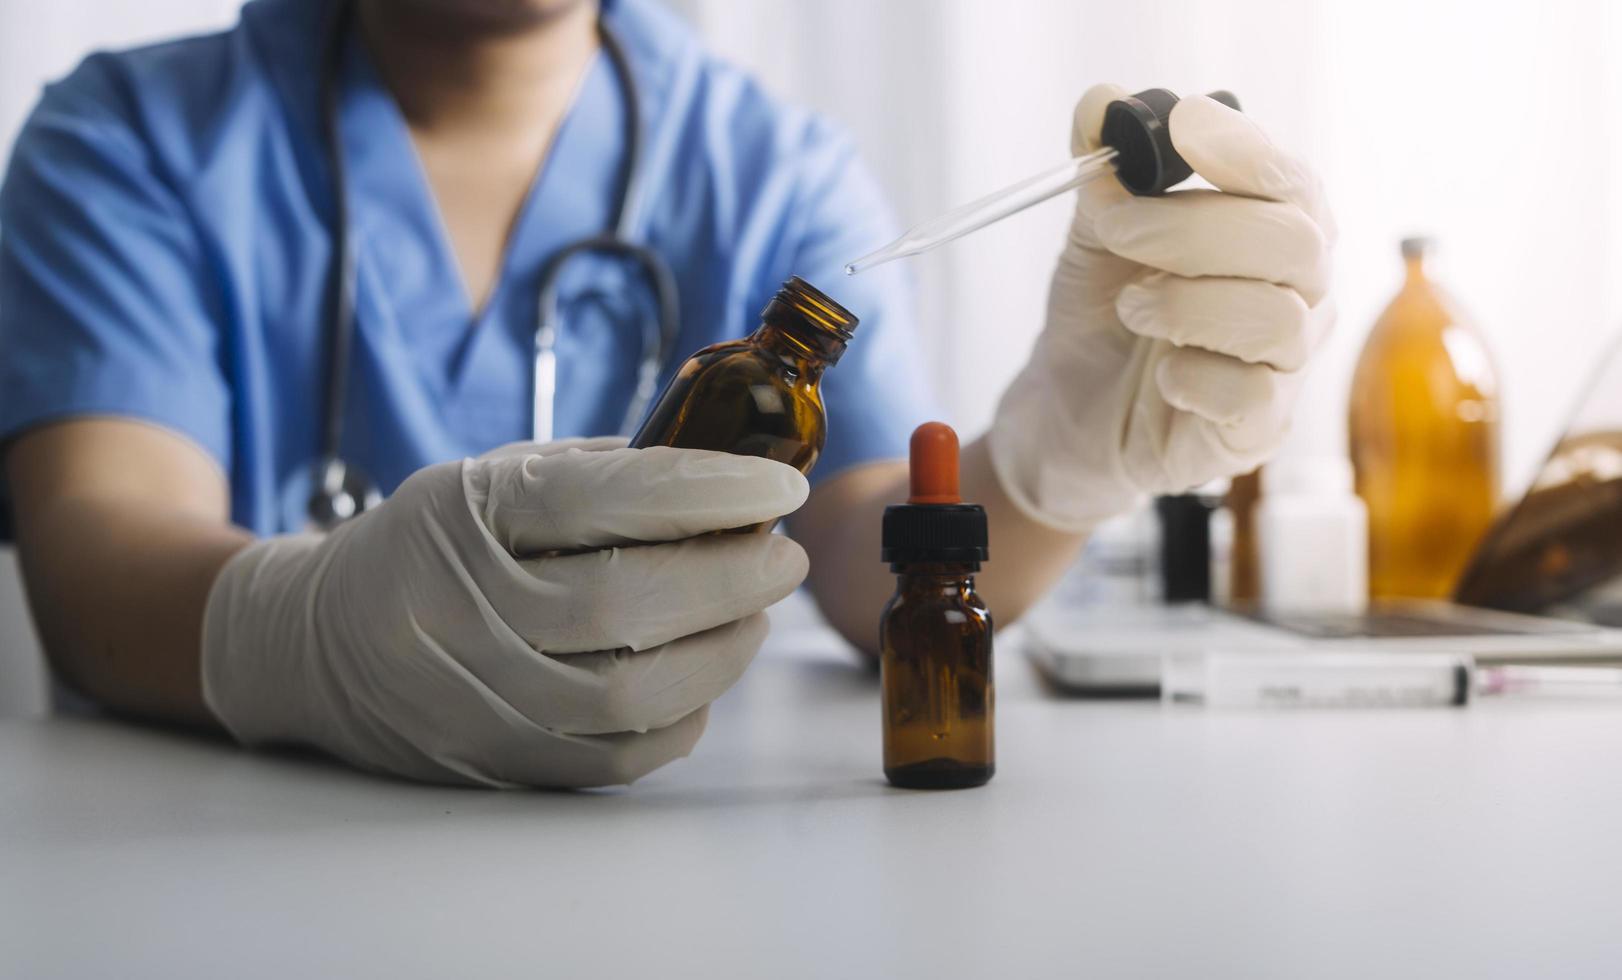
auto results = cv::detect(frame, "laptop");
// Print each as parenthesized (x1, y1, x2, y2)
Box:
(1028, 333, 1622, 694)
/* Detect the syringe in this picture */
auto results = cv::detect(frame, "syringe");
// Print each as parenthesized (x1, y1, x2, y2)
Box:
(1162, 651, 1622, 709)
(845, 88, 1240, 276)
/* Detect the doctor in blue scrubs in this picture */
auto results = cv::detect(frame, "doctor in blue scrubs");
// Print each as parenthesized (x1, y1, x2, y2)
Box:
(0, 0, 1335, 786)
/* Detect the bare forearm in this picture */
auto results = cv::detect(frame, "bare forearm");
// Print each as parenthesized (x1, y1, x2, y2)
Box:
(6, 421, 249, 727)
(17, 502, 247, 725)
(795, 462, 905, 657)
(959, 438, 1090, 620)
(796, 437, 1088, 656)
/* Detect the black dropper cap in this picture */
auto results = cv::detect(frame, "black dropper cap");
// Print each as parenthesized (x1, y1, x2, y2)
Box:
(882, 423, 989, 570)
(883, 504, 989, 569)
(1102, 88, 1242, 196)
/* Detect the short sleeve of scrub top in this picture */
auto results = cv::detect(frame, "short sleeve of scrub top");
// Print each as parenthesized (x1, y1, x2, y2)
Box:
(0, 0, 937, 540)
(0, 55, 233, 538)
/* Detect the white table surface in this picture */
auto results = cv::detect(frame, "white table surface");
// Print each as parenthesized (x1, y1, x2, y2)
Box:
(7, 594, 1622, 980)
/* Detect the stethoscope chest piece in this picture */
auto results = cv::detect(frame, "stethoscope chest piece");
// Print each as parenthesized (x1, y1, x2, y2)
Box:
(307, 457, 382, 531)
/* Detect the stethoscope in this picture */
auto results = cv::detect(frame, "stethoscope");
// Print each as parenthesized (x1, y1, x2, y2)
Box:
(307, 0, 680, 529)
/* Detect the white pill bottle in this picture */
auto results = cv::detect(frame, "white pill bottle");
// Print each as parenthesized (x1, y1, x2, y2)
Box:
(1256, 456, 1369, 615)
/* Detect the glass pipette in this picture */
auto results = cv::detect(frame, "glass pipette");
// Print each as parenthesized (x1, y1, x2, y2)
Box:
(844, 147, 1119, 276)
(845, 88, 1240, 276)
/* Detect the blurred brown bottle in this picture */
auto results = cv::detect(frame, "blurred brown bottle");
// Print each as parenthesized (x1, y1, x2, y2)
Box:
(1349, 237, 1499, 599)
(1224, 468, 1261, 605)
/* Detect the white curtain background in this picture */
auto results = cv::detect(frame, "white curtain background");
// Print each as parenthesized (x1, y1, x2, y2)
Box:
(3, 0, 1622, 711)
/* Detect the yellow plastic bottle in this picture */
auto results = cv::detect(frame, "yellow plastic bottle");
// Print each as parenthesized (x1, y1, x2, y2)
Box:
(1349, 237, 1499, 599)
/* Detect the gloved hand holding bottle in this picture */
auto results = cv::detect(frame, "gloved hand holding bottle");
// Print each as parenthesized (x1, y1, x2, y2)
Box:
(202, 438, 809, 788)
(988, 85, 1336, 532)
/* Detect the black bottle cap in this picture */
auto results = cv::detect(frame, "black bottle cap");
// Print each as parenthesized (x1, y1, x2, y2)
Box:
(1102, 88, 1242, 196)
(882, 503, 989, 568)
(883, 422, 989, 568)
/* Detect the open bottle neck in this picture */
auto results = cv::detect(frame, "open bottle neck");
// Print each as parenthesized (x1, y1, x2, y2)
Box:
(754, 276, 856, 368)
(1403, 254, 1429, 287)
(1400, 237, 1434, 289)
(750, 323, 842, 372)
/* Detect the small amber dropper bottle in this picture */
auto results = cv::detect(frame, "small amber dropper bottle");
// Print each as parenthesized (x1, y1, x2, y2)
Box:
(631, 276, 857, 477)
(880, 422, 994, 790)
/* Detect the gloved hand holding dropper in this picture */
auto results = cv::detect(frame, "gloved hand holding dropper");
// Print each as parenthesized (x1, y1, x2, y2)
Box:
(799, 85, 1335, 651)
(987, 85, 1336, 530)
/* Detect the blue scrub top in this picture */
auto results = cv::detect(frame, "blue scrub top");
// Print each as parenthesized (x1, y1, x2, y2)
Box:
(0, 0, 931, 537)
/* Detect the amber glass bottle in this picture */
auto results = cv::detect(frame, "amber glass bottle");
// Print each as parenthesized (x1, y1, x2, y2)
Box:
(1224, 468, 1261, 605)
(631, 276, 856, 481)
(880, 423, 993, 790)
(1349, 238, 1499, 599)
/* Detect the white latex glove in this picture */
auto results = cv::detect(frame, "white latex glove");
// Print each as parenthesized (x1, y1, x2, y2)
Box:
(989, 85, 1337, 531)
(202, 438, 809, 788)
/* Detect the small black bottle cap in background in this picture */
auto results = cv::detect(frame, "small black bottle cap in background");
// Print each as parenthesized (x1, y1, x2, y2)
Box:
(1156, 493, 1217, 604)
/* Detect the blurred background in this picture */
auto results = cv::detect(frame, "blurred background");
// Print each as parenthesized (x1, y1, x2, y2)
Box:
(4, 0, 1622, 710)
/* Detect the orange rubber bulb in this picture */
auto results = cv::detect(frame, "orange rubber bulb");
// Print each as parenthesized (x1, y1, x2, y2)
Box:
(907, 421, 961, 505)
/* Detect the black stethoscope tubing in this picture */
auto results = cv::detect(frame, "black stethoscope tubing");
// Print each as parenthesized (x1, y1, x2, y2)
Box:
(309, 0, 679, 528)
